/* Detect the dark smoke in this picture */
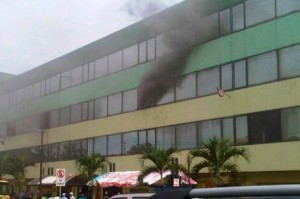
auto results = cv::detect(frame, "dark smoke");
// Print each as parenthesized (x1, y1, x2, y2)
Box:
(137, 31, 193, 109)
(124, 0, 167, 19)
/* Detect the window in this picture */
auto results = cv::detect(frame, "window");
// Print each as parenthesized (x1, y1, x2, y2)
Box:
(47, 143, 58, 162)
(176, 73, 196, 101)
(45, 78, 51, 95)
(24, 85, 33, 101)
(71, 66, 83, 86)
(108, 93, 122, 115)
(221, 64, 233, 90)
(87, 138, 94, 155)
(40, 80, 46, 96)
(248, 110, 281, 144)
(69, 140, 82, 158)
(94, 97, 107, 118)
(33, 82, 41, 99)
(70, 104, 82, 123)
(234, 60, 247, 88)
(83, 63, 89, 82)
(156, 33, 173, 57)
(16, 89, 24, 104)
(89, 61, 95, 80)
(156, 126, 175, 149)
(281, 107, 300, 141)
(157, 87, 175, 105)
(196, 13, 219, 44)
(94, 136, 107, 155)
(147, 38, 156, 60)
(232, 3, 245, 31)
(108, 51, 122, 74)
(279, 44, 300, 79)
(50, 110, 59, 128)
(198, 119, 221, 144)
(88, 101, 94, 120)
(176, 123, 197, 149)
(95, 57, 108, 78)
(197, 67, 220, 96)
(139, 41, 147, 63)
(123, 131, 138, 154)
(59, 142, 70, 160)
(236, 116, 248, 144)
(82, 102, 88, 121)
(108, 134, 121, 155)
(248, 51, 278, 86)
(220, 8, 231, 35)
(147, 129, 156, 147)
(123, 89, 137, 112)
(245, 0, 275, 27)
(123, 44, 138, 68)
(50, 74, 60, 93)
(222, 118, 234, 142)
(60, 107, 70, 126)
(276, 0, 300, 16)
(61, 71, 71, 89)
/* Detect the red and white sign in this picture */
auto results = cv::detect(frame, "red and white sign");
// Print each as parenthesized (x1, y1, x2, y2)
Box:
(56, 168, 66, 186)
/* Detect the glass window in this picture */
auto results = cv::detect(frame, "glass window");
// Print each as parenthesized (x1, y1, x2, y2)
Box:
(176, 73, 196, 101)
(88, 101, 94, 120)
(248, 51, 278, 86)
(245, 0, 275, 27)
(147, 129, 156, 147)
(123, 89, 137, 112)
(16, 89, 24, 104)
(108, 51, 122, 74)
(157, 87, 175, 105)
(94, 97, 107, 118)
(59, 142, 70, 160)
(156, 126, 175, 149)
(23, 116, 39, 133)
(139, 130, 147, 145)
(50, 74, 60, 93)
(279, 44, 300, 79)
(198, 119, 221, 144)
(82, 139, 88, 156)
(236, 116, 248, 144)
(220, 8, 231, 35)
(176, 123, 197, 149)
(40, 80, 46, 96)
(222, 118, 234, 142)
(276, 0, 300, 16)
(147, 38, 156, 60)
(69, 140, 82, 159)
(123, 44, 138, 68)
(48, 143, 58, 162)
(234, 60, 247, 88)
(196, 13, 219, 44)
(89, 61, 95, 80)
(24, 85, 33, 101)
(45, 78, 51, 95)
(156, 34, 173, 57)
(61, 71, 71, 89)
(108, 93, 122, 115)
(50, 109, 59, 128)
(83, 64, 89, 82)
(95, 57, 108, 78)
(108, 134, 121, 155)
(94, 136, 107, 155)
(33, 82, 41, 99)
(197, 67, 220, 96)
(139, 41, 147, 63)
(123, 131, 138, 154)
(221, 64, 233, 90)
(70, 104, 82, 123)
(232, 3, 245, 31)
(60, 107, 70, 126)
(71, 66, 83, 86)
(82, 102, 88, 121)
(87, 138, 94, 155)
(281, 107, 300, 141)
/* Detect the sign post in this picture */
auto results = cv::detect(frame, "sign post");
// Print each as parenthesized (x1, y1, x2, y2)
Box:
(56, 168, 66, 197)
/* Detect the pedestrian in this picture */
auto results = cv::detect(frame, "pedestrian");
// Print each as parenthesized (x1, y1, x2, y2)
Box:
(69, 192, 75, 199)
(61, 193, 67, 199)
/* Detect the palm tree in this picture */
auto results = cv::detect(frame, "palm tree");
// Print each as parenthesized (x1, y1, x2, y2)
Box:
(138, 147, 185, 186)
(190, 136, 250, 186)
(2, 155, 35, 198)
(75, 153, 108, 199)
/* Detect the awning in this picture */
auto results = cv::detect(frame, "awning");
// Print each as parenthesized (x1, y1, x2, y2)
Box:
(143, 170, 197, 185)
(27, 174, 87, 186)
(94, 171, 140, 188)
(94, 170, 197, 188)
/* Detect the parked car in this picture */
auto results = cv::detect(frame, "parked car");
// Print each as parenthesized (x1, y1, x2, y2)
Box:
(149, 184, 300, 199)
(110, 193, 154, 199)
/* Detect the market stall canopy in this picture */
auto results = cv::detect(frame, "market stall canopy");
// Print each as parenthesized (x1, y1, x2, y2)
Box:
(94, 170, 197, 188)
(27, 174, 87, 186)
(143, 170, 197, 185)
(94, 171, 140, 188)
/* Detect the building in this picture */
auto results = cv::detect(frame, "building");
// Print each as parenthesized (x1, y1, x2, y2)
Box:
(1, 0, 300, 190)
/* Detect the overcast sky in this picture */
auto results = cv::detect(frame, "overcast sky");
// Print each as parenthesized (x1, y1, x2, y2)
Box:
(0, 0, 183, 75)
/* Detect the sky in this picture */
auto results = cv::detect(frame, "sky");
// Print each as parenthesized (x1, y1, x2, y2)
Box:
(0, 0, 183, 75)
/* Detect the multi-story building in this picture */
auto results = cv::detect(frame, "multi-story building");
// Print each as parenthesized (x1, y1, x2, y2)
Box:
(1, 0, 300, 189)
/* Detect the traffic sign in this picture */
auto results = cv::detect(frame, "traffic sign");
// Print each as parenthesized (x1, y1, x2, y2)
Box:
(56, 168, 66, 186)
